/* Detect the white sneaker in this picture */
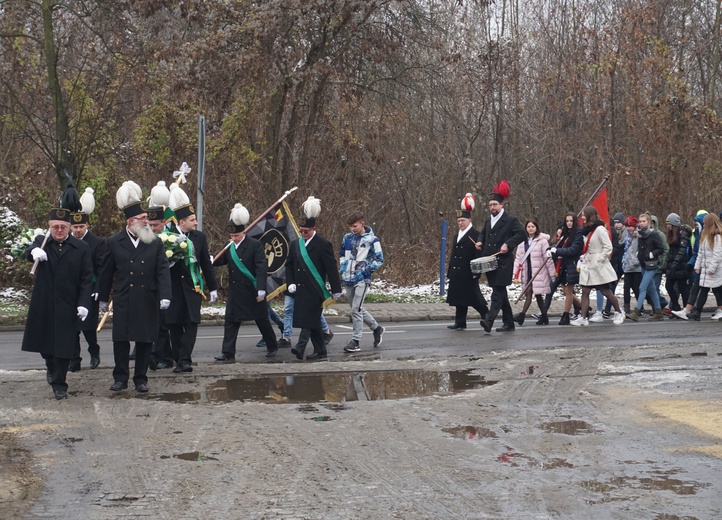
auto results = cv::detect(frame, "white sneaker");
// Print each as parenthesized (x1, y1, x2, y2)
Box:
(570, 316, 589, 326)
(671, 309, 689, 320)
(612, 311, 625, 325)
(711, 309, 722, 320)
(589, 311, 604, 323)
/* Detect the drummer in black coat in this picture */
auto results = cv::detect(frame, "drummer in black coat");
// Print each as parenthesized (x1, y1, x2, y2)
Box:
(22, 206, 94, 399)
(286, 197, 342, 361)
(166, 185, 218, 373)
(213, 203, 279, 360)
(68, 187, 107, 371)
(446, 198, 488, 330)
(476, 181, 526, 333)
(98, 182, 172, 393)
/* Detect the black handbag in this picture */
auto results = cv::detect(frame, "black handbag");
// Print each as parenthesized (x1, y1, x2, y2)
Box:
(644, 259, 658, 270)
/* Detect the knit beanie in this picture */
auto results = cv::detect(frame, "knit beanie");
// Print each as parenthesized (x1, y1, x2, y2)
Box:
(665, 213, 681, 227)
(612, 212, 625, 224)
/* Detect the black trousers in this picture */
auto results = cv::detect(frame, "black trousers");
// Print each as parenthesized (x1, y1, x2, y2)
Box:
(152, 325, 173, 364)
(454, 303, 487, 327)
(42, 354, 70, 392)
(169, 321, 199, 365)
(296, 327, 326, 356)
(486, 285, 514, 327)
(113, 341, 151, 386)
(73, 329, 100, 361)
(221, 318, 277, 355)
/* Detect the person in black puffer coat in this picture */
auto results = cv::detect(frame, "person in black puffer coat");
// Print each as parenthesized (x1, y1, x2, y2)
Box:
(549, 212, 584, 325)
(664, 213, 692, 312)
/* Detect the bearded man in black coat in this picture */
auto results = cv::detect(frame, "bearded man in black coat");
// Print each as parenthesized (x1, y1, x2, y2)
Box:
(476, 182, 526, 333)
(98, 183, 172, 393)
(22, 207, 94, 400)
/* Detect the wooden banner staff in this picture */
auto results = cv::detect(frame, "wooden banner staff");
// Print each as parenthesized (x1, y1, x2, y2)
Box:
(212, 186, 298, 264)
(96, 301, 113, 333)
(29, 231, 51, 275)
(513, 172, 612, 304)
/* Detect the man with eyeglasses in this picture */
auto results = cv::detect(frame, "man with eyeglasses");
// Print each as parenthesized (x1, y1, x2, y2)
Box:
(98, 181, 171, 393)
(476, 181, 526, 333)
(22, 204, 94, 400)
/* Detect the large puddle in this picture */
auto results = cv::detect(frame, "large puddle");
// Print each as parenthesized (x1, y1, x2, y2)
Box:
(144, 369, 496, 404)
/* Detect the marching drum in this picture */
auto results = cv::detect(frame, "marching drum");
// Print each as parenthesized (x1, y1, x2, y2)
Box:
(470, 255, 498, 274)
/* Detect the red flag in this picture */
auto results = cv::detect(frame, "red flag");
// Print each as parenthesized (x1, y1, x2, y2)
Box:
(591, 187, 610, 230)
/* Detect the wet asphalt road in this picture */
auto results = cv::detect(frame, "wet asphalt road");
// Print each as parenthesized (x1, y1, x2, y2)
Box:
(2, 317, 720, 371)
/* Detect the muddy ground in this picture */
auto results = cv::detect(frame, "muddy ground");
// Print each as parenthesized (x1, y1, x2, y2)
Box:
(1, 342, 720, 519)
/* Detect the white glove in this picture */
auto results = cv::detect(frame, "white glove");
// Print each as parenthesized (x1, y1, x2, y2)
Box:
(91, 292, 99, 301)
(257, 290, 266, 302)
(209, 290, 218, 303)
(77, 306, 89, 321)
(288, 284, 297, 294)
(649, 252, 654, 258)
(546, 250, 553, 258)
(31, 248, 48, 262)
(160, 299, 171, 310)
(550, 247, 557, 254)
(210, 254, 214, 263)
(99, 301, 109, 313)
(333, 292, 342, 299)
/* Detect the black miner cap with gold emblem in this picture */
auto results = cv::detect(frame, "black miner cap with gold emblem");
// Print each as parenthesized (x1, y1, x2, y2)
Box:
(169, 184, 194, 221)
(146, 206, 164, 222)
(71, 187, 96, 225)
(299, 196, 321, 228)
(50, 184, 81, 222)
(228, 203, 250, 233)
(116, 180, 145, 219)
(456, 193, 475, 219)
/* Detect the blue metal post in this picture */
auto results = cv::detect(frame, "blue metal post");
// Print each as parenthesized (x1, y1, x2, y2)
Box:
(439, 219, 448, 295)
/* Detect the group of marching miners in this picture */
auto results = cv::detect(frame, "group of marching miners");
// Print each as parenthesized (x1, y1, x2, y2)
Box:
(21, 175, 385, 400)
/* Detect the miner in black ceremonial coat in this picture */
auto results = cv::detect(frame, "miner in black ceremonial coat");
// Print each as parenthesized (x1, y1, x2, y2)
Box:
(286, 197, 342, 361)
(477, 181, 526, 333)
(165, 185, 218, 373)
(213, 203, 278, 360)
(98, 181, 171, 393)
(446, 203, 488, 330)
(69, 187, 106, 371)
(22, 206, 93, 400)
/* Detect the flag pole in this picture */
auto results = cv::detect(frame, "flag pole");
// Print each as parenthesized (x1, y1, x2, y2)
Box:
(212, 187, 298, 264)
(513, 173, 612, 304)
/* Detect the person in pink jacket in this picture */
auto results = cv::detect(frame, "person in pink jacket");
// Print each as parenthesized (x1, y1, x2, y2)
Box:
(513, 219, 556, 325)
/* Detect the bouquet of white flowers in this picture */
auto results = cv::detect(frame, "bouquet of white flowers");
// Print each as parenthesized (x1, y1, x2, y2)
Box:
(9, 228, 47, 258)
(158, 231, 190, 263)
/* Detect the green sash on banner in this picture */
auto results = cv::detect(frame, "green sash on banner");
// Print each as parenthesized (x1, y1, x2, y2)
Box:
(229, 242, 258, 289)
(298, 238, 333, 307)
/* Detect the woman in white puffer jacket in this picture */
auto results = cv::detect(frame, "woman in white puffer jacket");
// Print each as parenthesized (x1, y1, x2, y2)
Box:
(691, 213, 722, 319)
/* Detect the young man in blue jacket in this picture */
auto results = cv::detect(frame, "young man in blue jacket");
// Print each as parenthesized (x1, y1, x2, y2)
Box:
(339, 212, 385, 352)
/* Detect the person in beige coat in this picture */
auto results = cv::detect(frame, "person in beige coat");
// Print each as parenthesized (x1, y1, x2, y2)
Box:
(690, 213, 722, 319)
(571, 206, 625, 326)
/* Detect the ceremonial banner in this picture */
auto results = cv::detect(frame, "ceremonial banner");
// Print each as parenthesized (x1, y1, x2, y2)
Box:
(246, 200, 299, 300)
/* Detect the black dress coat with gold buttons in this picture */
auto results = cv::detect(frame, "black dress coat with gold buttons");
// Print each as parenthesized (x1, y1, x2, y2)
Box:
(21, 235, 93, 359)
(214, 236, 268, 322)
(446, 226, 484, 306)
(98, 230, 172, 343)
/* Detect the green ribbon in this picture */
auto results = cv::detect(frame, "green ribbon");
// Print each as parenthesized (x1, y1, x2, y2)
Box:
(298, 237, 331, 301)
(229, 242, 257, 289)
(184, 237, 205, 294)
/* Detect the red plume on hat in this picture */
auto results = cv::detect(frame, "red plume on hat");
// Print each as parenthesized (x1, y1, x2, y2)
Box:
(461, 193, 475, 212)
(490, 180, 510, 203)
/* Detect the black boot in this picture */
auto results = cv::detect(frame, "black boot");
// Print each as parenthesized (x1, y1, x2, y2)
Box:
(513, 313, 525, 326)
(536, 313, 549, 325)
(559, 312, 571, 325)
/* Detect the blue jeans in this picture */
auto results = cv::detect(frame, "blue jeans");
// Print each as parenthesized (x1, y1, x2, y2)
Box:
(283, 295, 330, 339)
(636, 267, 660, 310)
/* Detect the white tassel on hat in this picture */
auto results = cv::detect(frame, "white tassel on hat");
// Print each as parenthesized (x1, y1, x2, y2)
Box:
(168, 183, 190, 210)
(230, 203, 250, 227)
(149, 181, 171, 207)
(116, 181, 142, 210)
(79, 187, 96, 215)
(302, 196, 321, 219)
